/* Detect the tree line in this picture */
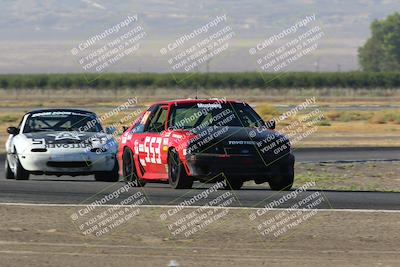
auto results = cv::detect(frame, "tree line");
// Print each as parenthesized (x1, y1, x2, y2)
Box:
(1, 72, 400, 89)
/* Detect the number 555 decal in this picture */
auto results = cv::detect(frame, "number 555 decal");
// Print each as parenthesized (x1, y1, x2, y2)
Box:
(144, 136, 162, 164)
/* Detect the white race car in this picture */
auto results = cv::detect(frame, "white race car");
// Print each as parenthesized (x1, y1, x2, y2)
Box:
(5, 109, 119, 182)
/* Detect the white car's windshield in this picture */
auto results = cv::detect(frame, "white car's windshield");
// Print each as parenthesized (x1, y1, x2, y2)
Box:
(23, 111, 103, 133)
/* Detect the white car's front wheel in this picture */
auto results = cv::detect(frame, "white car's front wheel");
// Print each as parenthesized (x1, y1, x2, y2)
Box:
(5, 157, 15, 179)
(14, 156, 30, 180)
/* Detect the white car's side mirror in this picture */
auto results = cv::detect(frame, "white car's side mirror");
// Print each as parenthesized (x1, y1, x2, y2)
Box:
(7, 127, 18, 135)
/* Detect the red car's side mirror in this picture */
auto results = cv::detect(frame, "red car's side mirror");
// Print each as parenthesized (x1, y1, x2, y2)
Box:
(265, 120, 276, 130)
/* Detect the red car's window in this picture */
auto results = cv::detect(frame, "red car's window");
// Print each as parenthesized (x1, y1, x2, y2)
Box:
(147, 107, 167, 133)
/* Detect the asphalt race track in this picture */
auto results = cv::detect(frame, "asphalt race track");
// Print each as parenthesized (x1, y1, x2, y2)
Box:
(0, 147, 399, 210)
(293, 146, 400, 163)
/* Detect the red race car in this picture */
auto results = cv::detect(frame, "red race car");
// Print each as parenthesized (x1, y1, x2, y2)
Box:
(117, 99, 294, 190)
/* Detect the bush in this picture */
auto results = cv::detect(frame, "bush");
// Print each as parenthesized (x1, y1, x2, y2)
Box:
(369, 114, 386, 124)
(1, 72, 400, 90)
(256, 104, 280, 118)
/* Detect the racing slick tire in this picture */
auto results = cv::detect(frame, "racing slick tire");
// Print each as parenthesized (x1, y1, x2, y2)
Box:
(94, 159, 119, 182)
(268, 173, 294, 191)
(168, 149, 193, 189)
(224, 177, 243, 190)
(122, 148, 146, 187)
(5, 157, 15, 179)
(14, 156, 30, 180)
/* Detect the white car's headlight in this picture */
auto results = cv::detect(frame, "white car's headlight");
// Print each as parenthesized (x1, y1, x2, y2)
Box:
(90, 136, 117, 154)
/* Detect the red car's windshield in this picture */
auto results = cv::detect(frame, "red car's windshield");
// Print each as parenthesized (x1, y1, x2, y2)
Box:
(168, 102, 264, 129)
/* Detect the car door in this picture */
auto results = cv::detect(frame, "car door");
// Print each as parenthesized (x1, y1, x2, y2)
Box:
(137, 105, 168, 175)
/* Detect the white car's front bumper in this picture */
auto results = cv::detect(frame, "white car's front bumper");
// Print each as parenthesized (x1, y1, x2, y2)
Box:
(18, 150, 116, 175)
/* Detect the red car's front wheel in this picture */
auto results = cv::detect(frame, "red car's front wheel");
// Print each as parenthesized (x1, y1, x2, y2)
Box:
(168, 149, 193, 189)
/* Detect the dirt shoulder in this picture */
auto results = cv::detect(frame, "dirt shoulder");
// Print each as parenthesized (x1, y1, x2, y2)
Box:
(0, 205, 398, 266)
(241, 161, 400, 192)
(293, 161, 400, 192)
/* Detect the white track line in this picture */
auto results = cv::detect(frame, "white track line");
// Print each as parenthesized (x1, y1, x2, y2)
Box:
(299, 158, 400, 164)
(0, 202, 399, 213)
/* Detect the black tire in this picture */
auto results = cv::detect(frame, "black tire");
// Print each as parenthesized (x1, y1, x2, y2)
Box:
(122, 148, 145, 187)
(268, 173, 294, 191)
(5, 157, 14, 179)
(224, 177, 243, 190)
(94, 159, 119, 182)
(14, 157, 29, 180)
(168, 149, 193, 189)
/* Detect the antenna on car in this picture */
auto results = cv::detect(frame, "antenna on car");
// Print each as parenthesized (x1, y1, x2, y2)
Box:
(195, 87, 198, 99)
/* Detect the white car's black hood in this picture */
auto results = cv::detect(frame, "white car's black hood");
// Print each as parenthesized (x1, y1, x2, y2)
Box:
(23, 131, 112, 149)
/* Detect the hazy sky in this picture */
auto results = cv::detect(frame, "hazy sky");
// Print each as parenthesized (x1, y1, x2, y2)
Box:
(0, 0, 399, 73)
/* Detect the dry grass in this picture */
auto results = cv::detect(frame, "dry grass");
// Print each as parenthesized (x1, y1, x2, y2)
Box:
(243, 161, 400, 192)
(1, 110, 399, 152)
(0, 89, 399, 152)
(293, 161, 400, 192)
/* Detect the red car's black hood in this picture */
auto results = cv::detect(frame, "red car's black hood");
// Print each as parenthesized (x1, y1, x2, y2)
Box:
(187, 126, 290, 156)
